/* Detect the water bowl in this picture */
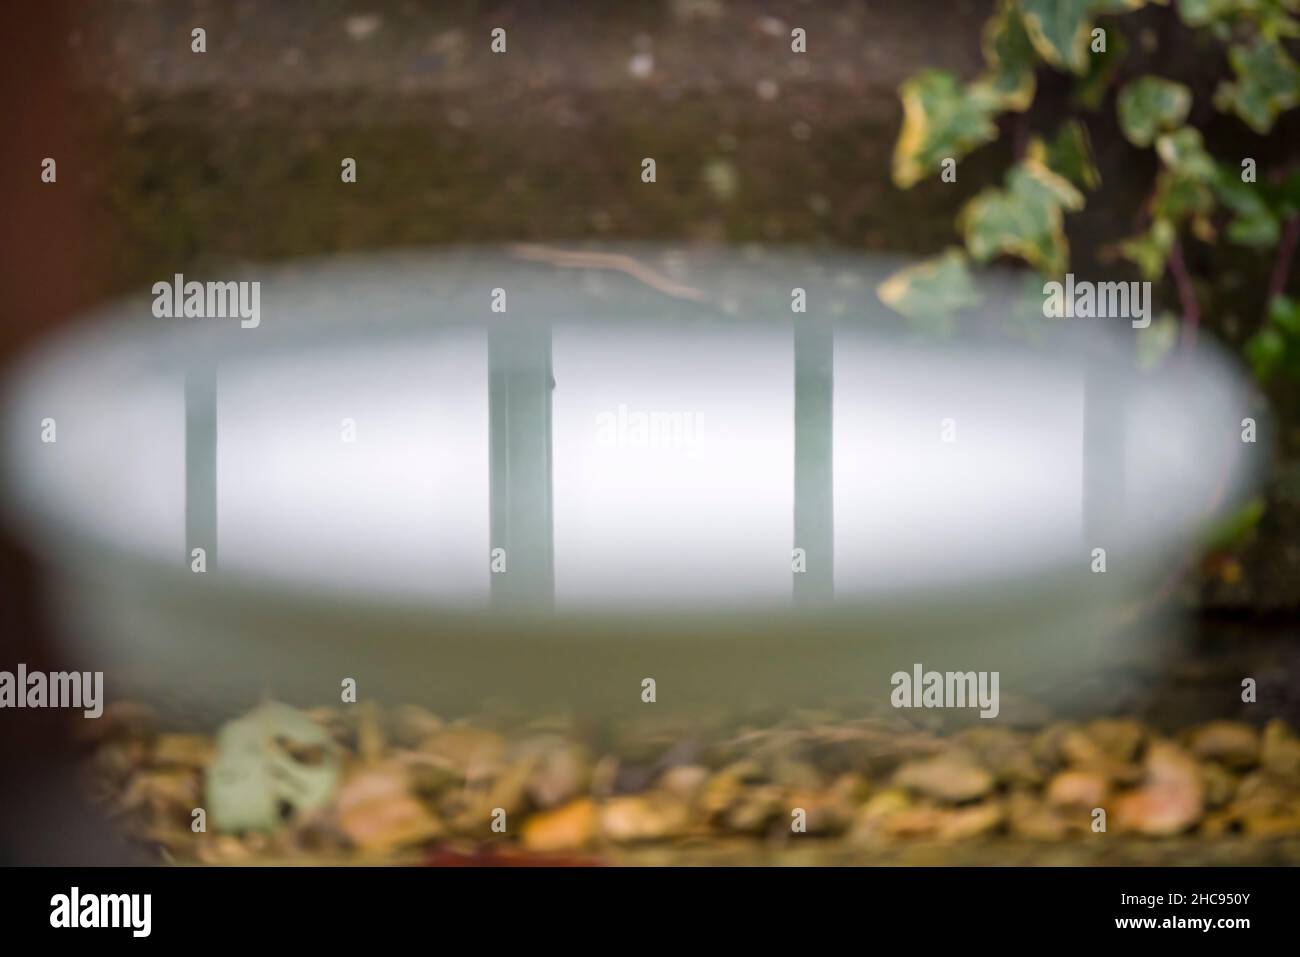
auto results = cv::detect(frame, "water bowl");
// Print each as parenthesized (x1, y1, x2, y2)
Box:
(0, 245, 1263, 721)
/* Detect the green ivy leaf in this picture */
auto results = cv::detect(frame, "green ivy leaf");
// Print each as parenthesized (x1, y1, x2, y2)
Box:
(1245, 325, 1287, 382)
(1152, 169, 1216, 226)
(1227, 209, 1282, 246)
(1093, 0, 1167, 10)
(1245, 295, 1300, 383)
(1117, 76, 1193, 146)
(973, 0, 1039, 111)
(1200, 497, 1266, 552)
(1276, 170, 1300, 218)
(1119, 217, 1176, 280)
(1215, 41, 1300, 134)
(1270, 292, 1300, 335)
(877, 249, 982, 334)
(1035, 120, 1102, 190)
(1175, 0, 1236, 27)
(892, 70, 1001, 188)
(1178, 0, 1299, 41)
(958, 159, 1083, 274)
(1213, 163, 1281, 247)
(1019, 0, 1096, 74)
(1072, 23, 1127, 110)
(1155, 127, 1216, 180)
(1021, 157, 1088, 210)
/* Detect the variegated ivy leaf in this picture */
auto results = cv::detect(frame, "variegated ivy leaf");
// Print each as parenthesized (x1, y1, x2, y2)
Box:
(876, 249, 982, 335)
(1092, 0, 1168, 11)
(1175, 0, 1236, 27)
(1119, 217, 1176, 280)
(1072, 24, 1127, 110)
(972, 0, 1039, 111)
(1177, 0, 1299, 41)
(958, 160, 1084, 275)
(1117, 76, 1193, 147)
(1018, 0, 1095, 74)
(1033, 120, 1101, 190)
(1280, 170, 1300, 218)
(1179, 0, 1246, 23)
(1211, 164, 1299, 248)
(1246, 323, 1288, 381)
(1151, 168, 1216, 231)
(1214, 41, 1300, 134)
(1024, 159, 1087, 210)
(1244, 295, 1300, 383)
(1223, 198, 1281, 246)
(1155, 127, 1216, 180)
(892, 70, 1001, 188)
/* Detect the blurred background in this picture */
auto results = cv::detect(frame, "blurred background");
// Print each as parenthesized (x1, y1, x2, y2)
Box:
(2, 0, 1298, 865)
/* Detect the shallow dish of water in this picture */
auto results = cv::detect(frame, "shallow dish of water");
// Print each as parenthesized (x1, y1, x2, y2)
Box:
(0, 245, 1264, 718)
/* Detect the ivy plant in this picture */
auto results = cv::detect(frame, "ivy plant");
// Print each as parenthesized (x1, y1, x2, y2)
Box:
(878, 0, 1300, 378)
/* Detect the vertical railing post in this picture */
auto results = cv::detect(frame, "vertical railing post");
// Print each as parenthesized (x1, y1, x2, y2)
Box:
(1082, 340, 1127, 582)
(794, 315, 834, 604)
(489, 322, 555, 610)
(185, 362, 218, 574)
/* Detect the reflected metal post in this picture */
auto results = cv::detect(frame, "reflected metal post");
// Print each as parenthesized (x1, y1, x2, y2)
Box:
(185, 362, 218, 573)
(794, 315, 833, 604)
(1083, 350, 1125, 571)
(489, 322, 554, 610)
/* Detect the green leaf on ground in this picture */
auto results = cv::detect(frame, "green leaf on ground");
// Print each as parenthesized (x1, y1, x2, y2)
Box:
(205, 702, 341, 833)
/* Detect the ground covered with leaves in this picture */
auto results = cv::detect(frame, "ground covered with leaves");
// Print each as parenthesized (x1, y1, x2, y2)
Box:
(81, 698, 1300, 866)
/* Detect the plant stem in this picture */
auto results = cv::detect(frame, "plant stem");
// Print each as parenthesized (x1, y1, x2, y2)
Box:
(1168, 236, 1200, 352)
(1267, 213, 1300, 303)
(1012, 110, 1029, 162)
